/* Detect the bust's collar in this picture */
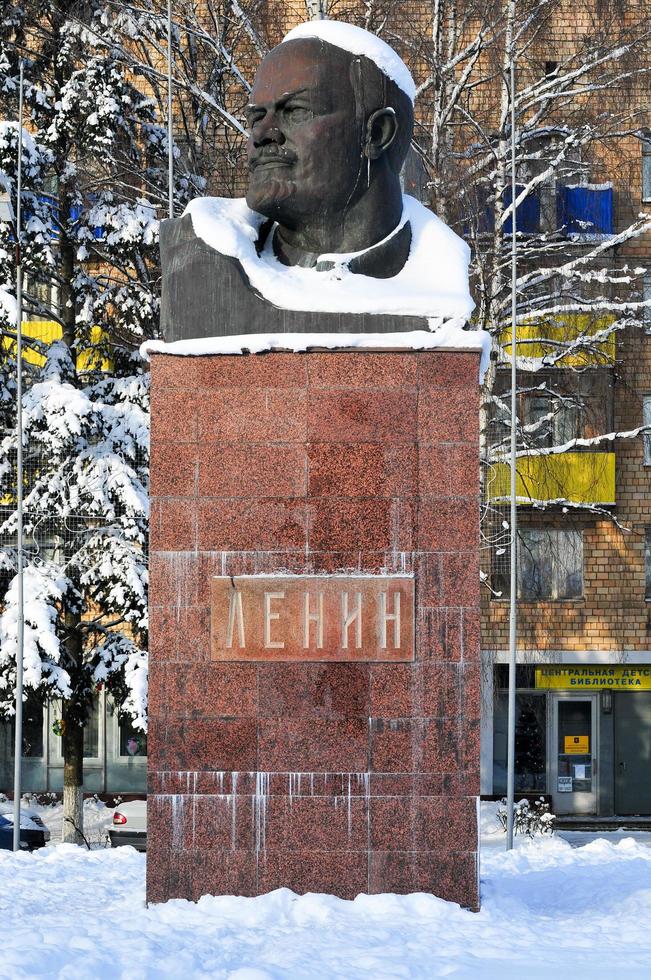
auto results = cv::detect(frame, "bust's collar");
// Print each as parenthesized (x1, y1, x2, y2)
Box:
(257, 216, 412, 280)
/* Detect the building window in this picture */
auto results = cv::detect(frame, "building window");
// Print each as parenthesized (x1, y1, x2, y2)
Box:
(523, 392, 580, 448)
(118, 716, 147, 757)
(493, 528, 583, 599)
(519, 528, 583, 599)
(10, 695, 44, 758)
(643, 395, 651, 465)
(83, 698, 100, 758)
(643, 145, 651, 203)
(645, 528, 651, 600)
(644, 273, 651, 334)
(493, 680, 547, 794)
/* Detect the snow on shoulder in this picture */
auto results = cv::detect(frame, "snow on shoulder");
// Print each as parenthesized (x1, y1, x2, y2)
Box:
(179, 194, 474, 323)
(282, 21, 417, 103)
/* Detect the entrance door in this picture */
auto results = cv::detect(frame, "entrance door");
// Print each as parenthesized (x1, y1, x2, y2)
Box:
(615, 692, 651, 815)
(551, 695, 598, 815)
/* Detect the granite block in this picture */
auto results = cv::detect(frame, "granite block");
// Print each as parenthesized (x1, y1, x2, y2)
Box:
(152, 353, 308, 390)
(148, 717, 257, 772)
(440, 551, 480, 606)
(369, 663, 415, 718)
(369, 851, 479, 908)
(258, 718, 369, 772)
(149, 605, 211, 663)
(308, 390, 417, 443)
(150, 498, 197, 552)
(199, 444, 307, 498)
(198, 499, 309, 551)
(308, 443, 416, 498)
(418, 385, 479, 445)
(369, 796, 478, 852)
(189, 849, 258, 899)
(264, 796, 368, 851)
(416, 607, 462, 662)
(258, 664, 370, 719)
(257, 850, 368, 899)
(186, 794, 255, 851)
(462, 663, 482, 720)
(307, 352, 417, 390)
(197, 387, 307, 443)
(369, 773, 444, 797)
(150, 387, 197, 442)
(150, 442, 198, 497)
(159, 663, 258, 718)
(149, 552, 200, 609)
(415, 554, 443, 606)
(146, 845, 192, 904)
(421, 717, 463, 773)
(417, 662, 461, 718)
(459, 717, 481, 773)
(150, 771, 258, 797)
(416, 496, 479, 551)
(462, 607, 481, 662)
(416, 351, 480, 388)
(310, 498, 413, 552)
(370, 718, 461, 773)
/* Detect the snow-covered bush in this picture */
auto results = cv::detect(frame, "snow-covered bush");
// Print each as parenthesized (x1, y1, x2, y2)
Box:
(497, 797, 555, 838)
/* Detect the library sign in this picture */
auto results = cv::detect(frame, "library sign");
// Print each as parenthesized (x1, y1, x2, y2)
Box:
(536, 665, 651, 690)
(210, 574, 415, 662)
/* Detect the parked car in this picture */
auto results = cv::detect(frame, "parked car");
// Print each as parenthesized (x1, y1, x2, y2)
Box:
(0, 805, 51, 851)
(109, 799, 146, 851)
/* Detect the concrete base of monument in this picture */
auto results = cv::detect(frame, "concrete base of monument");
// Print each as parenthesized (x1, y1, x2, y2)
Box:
(147, 349, 481, 910)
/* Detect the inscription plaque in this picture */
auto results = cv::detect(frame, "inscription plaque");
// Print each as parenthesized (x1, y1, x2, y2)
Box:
(210, 575, 414, 662)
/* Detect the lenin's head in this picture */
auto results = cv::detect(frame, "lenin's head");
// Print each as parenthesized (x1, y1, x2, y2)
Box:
(244, 24, 414, 250)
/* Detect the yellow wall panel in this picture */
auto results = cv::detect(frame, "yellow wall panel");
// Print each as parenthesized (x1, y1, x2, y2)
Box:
(487, 451, 616, 505)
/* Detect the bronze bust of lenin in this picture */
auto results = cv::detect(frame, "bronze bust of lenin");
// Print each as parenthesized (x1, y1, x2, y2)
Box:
(160, 21, 472, 341)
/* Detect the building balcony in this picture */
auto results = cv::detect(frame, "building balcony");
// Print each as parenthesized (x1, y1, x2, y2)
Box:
(2, 321, 110, 371)
(501, 312, 616, 368)
(486, 451, 616, 506)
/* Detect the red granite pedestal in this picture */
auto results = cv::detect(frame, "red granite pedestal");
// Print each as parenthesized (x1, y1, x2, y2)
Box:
(147, 349, 481, 909)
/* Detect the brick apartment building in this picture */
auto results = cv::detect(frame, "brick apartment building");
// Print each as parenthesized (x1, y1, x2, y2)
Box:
(2, 1, 650, 817)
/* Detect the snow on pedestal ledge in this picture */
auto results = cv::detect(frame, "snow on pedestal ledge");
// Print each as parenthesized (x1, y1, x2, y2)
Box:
(141, 326, 491, 381)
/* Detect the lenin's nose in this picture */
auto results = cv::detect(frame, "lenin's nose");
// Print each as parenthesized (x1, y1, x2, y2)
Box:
(252, 118, 285, 148)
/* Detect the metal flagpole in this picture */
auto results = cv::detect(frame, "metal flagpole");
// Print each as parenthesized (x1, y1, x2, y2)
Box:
(167, 0, 174, 220)
(12, 59, 25, 853)
(505, 49, 518, 852)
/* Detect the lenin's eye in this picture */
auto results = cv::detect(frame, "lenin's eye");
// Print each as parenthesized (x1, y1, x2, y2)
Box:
(283, 105, 312, 123)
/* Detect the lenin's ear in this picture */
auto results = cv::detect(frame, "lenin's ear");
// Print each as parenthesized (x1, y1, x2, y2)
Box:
(364, 108, 398, 160)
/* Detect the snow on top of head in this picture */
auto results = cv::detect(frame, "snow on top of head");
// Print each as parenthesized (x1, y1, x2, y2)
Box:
(282, 21, 416, 103)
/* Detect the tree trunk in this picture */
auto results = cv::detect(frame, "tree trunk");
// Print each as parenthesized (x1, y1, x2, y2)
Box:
(61, 700, 84, 845)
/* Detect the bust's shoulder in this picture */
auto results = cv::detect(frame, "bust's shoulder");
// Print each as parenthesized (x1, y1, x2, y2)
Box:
(161, 197, 265, 261)
(159, 212, 197, 252)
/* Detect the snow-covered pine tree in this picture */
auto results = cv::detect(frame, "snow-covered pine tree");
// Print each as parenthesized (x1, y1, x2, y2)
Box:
(0, 0, 198, 842)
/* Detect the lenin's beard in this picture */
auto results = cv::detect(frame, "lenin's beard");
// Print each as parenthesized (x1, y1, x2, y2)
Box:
(246, 146, 299, 218)
(246, 175, 297, 217)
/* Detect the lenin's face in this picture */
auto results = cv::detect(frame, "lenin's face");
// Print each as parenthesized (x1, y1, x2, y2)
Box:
(245, 40, 365, 225)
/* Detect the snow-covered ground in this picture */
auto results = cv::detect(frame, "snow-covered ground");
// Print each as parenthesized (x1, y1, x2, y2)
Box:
(1, 802, 650, 978)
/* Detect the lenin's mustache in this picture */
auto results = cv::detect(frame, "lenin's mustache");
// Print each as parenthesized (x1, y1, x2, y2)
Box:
(249, 145, 298, 170)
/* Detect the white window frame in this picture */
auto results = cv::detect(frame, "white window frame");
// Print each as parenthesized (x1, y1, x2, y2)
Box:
(643, 146, 651, 204)
(643, 272, 651, 334)
(643, 395, 651, 465)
